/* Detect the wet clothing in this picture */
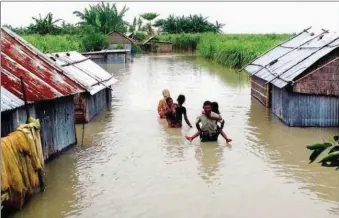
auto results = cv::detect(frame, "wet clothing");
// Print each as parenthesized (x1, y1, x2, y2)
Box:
(200, 131, 220, 142)
(158, 99, 167, 119)
(196, 112, 224, 141)
(158, 89, 171, 119)
(165, 103, 181, 128)
(175, 105, 187, 126)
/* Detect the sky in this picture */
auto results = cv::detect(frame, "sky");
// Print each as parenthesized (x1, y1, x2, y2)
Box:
(1, 2, 339, 33)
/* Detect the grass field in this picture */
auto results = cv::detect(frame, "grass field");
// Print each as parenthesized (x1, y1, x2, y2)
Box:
(22, 32, 292, 68)
(159, 33, 291, 68)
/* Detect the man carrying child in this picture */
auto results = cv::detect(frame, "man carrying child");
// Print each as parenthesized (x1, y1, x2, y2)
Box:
(186, 101, 232, 143)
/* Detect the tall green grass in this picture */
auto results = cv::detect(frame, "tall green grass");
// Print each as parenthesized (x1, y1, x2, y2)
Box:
(22, 34, 85, 53)
(159, 33, 292, 68)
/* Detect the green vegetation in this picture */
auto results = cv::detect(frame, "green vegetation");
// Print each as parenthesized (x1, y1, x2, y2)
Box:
(140, 12, 159, 35)
(22, 25, 108, 52)
(3, 3, 293, 67)
(159, 33, 291, 68)
(73, 2, 129, 34)
(154, 14, 224, 34)
(22, 34, 84, 52)
(306, 136, 339, 170)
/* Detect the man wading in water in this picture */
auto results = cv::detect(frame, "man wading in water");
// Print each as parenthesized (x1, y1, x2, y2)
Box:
(186, 101, 227, 142)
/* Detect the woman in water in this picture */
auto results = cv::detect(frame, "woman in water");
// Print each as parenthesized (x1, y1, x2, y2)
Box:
(164, 97, 180, 128)
(158, 89, 171, 119)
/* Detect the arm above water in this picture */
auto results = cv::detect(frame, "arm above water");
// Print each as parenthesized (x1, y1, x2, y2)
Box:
(183, 108, 192, 128)
(195, 116, 202, 132)
(206, 112, 223, 121)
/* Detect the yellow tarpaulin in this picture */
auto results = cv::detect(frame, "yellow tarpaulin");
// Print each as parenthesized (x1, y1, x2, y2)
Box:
(1, 117, 44, 209)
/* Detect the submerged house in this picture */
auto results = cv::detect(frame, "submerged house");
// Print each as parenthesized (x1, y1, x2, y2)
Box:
(142, 37, 173, 53)
(127, 33, 142, 43)
(82, 49, 130, 64)
(244, 27, 339, 127)
(47, 51, 118, 123)
(107, 31, 135, 52)
(1, 27, 85, 160)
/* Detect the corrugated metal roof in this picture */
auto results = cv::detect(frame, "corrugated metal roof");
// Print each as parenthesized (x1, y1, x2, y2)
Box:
(82, 49, 129, 55)
(47, 51, 118, 95)
(1, 87, 25, 112)
(244, 28, 339, 88)
(1, 27, 85, 105)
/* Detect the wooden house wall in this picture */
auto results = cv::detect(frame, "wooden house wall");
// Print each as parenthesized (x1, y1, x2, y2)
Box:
(108, 32, 132, 45)
(156, 43, 173, 53)
(293, 54, 339, 96)
(251, 75, 271, 108)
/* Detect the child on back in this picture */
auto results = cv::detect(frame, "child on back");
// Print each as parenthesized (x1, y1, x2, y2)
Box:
(185, 101, 232, 143)
(209, 102, 232, 143)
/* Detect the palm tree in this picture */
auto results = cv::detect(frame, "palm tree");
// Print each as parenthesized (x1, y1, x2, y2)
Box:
(73, 2, 129, 34)
(215, 21, 225, 33)
(129, 17, 137, 34)
(137, 17, 143, 31)
(29, 13, 62, 35)
(140, 12, 159, 35)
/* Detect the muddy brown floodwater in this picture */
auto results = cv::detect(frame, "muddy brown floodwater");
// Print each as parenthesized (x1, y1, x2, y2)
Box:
(12, 54, 339, 218)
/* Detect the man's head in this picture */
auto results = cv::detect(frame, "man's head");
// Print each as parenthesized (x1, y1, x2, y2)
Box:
(203, 101, 212, 114)
(166, 97, 173, 106)
(177, 94, 185, 105)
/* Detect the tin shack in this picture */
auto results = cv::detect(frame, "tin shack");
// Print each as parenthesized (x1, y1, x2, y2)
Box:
(107, 31, 135, 52)
(82, 49, 130, 64)
(1, 27, 85, 160)
(142, 37, 173, 53)
(244, 27, 339, 127)
(47, 51, 118, 123)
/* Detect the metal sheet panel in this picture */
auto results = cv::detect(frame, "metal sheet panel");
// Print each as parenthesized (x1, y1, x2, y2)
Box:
(47, 51, 118, 95)
(1, 87, 25, 112)
(245, 28, 339, 88)
(1, 27, 85, 104)
(86, 88, 110, 121)
(271, 86, 339, 127)
(36, 96, 76, 160)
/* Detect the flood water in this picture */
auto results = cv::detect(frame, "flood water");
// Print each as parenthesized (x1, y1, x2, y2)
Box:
(12, 54, 339, 218)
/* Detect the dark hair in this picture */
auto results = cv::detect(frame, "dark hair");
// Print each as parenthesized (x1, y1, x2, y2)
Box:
(211, 102, 220, 114)
(177, 94, 185, 105)
(166, 97, 173, 104)
(203, 101, 212, 107)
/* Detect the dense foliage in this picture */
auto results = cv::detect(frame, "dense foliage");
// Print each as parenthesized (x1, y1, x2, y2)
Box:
(154, 14, 224, 34)
(73, 2, 129, 34)
(159, 33, 291, 68)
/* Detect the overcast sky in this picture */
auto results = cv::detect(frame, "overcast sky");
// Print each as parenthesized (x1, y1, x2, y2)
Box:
(1, 2, 339, 33)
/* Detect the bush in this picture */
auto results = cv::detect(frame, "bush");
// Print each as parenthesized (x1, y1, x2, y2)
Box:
(22, 34, 84, 53)
(80, 26, 109, 51)
(160, 32, 291, 68)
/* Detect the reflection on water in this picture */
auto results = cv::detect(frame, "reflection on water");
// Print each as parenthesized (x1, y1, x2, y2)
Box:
(12, 54, 339, 218)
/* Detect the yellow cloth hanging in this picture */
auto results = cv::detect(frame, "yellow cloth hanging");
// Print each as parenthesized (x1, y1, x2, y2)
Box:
(1, 117, 44, 209)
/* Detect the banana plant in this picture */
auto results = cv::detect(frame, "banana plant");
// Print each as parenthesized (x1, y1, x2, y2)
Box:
(306, 136, 339, 169)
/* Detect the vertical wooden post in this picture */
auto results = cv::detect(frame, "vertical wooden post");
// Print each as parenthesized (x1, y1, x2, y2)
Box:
(20, 76, 30, 123)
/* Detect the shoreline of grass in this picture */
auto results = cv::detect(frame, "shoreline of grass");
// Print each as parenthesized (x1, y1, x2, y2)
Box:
(22, 32, 292, 68)
(159, 33, 292, 68)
